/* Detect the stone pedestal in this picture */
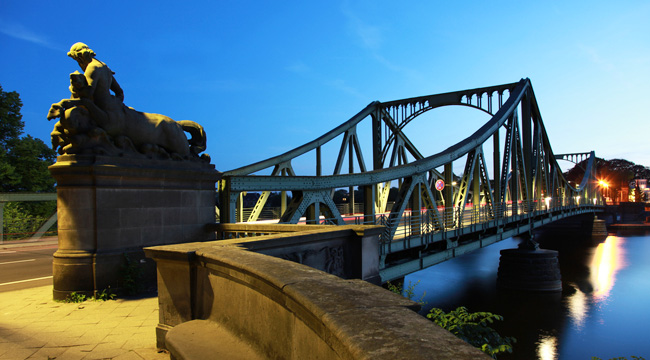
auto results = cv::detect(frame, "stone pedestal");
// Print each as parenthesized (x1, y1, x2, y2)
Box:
(497, 247, 562, 292)
(49, 155, 220, 300)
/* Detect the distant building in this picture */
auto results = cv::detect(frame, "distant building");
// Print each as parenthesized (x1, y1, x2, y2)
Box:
(623, 179, 650, 202)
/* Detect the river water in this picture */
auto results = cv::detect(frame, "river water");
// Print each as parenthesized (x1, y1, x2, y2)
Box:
(404, 232, 650, 360)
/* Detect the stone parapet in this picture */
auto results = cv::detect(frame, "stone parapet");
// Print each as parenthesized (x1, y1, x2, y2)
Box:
(145, 236, 489, 359)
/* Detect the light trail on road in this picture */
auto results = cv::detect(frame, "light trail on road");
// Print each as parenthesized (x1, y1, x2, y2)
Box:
(0, 276, 53, 287)
(0, 259, 36, 265)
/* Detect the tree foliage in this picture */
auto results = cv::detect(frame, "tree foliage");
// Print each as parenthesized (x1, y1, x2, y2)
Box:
(1, 84, 57, 239)
(0, 85, 24, 149)
(427, 307, 516, 359)
(565, 157, 650, 196)
(0, 84, 56, 193)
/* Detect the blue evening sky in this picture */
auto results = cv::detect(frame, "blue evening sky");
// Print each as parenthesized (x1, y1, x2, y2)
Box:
(1, 1, 649, 173)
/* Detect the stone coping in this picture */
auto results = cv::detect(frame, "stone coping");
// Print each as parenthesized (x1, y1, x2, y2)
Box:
(209, 224, 384, 249)
(145, 235, 488, 359)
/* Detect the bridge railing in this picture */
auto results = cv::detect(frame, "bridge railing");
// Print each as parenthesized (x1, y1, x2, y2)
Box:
(221, 198, 605, 243)
(380, 199, 603, 244)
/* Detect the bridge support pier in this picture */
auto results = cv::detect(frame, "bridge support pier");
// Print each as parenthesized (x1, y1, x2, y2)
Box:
(49, 155, 220, 300)
(496, 236, 562, 292)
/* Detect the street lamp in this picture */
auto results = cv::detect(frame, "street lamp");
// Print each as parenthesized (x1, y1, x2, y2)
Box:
(598, 179, 609, 204)
(545, 197, 551, 210)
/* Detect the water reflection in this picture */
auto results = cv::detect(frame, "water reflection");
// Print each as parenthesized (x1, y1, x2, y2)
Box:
(565, 284, 588, 329)
(534, 236, 627, 359)
(536, 334, 558, 360)
(560, 236, 627, 333)
(589, 236, 626, 302)
(412, 234, 649, 360)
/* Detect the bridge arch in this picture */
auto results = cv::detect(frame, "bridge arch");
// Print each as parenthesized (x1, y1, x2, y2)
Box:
(218, 79, 603, 249)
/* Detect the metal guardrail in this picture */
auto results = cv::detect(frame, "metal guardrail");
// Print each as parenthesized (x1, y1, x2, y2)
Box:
(221, 200, 605, 248)
(0, 193, 57, 243)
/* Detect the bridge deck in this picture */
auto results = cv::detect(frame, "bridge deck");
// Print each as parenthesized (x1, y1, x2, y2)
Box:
(378, 204, 602, 281)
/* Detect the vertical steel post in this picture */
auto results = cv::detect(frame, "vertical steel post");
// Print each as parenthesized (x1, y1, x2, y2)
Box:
(306, 203, 319, 224)
(522, 89, 532, 204)
(349, 135, 355, 214)
(444, 163, 453, 227)
(411, 183, 422, 236)
(236, 192, 244, 223)
(316, 146, 322, 177)
(511, 139, 519, 215)
(473, 160, 480, 221)
(218, 178, 236, 224)
(493, 130, 501, 218)
(280, 168, 287, 216)
(371, 111, 383, 171)
(363, 185, 376, 224)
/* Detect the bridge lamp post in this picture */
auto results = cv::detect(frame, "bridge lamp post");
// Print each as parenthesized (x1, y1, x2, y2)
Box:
(545, 197, 552, 210)
(598, 180, 609, 203)
(576, 196, 581, 206)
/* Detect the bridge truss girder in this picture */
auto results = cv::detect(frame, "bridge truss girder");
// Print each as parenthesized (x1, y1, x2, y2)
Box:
(219, 79, 603, 245)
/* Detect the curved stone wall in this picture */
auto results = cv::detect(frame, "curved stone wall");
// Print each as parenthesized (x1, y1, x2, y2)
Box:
(146, 231, 488, 359)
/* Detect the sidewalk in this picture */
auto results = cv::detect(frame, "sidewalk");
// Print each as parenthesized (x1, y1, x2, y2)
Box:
(0, 285, 168, 360)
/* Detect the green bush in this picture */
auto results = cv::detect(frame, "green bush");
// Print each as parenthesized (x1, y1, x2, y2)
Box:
(2, 201, 57, 240)
(57, 288, 117, 303)
(386, 279, 426, 305)
(95, 287, 117, 301)
(426, 306, 516, 359)
(65, 292, 87, 303)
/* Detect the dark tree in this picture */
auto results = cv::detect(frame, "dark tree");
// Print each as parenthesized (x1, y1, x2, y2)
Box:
(1, 84, 58, 239)
(565, 157, 649, 198)
(0, 84, 24, 149)
(0, 84, 57, 193)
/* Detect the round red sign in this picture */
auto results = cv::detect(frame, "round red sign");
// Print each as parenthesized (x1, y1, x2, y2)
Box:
(435, 179, 445, 191)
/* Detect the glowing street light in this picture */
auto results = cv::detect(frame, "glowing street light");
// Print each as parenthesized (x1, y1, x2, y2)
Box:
(545, 197, 552, 209)
(598, 179, 610, 203)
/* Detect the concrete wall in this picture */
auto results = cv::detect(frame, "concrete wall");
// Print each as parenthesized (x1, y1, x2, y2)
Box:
(210, 224, 383, 284)
(145, 232, 489, 359)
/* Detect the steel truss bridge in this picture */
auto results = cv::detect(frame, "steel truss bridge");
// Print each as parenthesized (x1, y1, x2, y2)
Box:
(218, 78, 604, 281)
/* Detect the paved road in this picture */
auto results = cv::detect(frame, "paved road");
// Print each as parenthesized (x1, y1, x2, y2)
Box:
(0, 244, 57, 292)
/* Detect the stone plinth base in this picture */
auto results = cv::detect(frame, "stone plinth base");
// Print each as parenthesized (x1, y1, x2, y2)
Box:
(49, 155, 220, 300)
(497, 248, 562, 292)
(591, 218, 608, 239)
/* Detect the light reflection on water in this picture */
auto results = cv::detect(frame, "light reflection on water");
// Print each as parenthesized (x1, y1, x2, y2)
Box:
(408, 234, 650, 360)
(538, 236, 627, 359)
(536, 334, 558, 360)
(565, 285, 588, 330)
(589, 236, 626, 302)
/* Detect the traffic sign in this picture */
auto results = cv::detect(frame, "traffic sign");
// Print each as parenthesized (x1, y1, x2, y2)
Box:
(435, 179, 445, 191)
